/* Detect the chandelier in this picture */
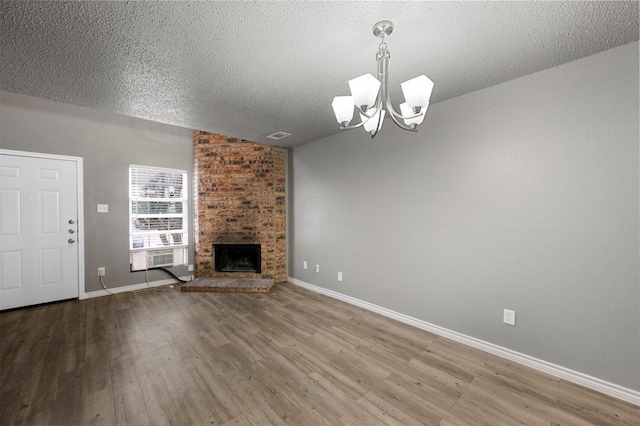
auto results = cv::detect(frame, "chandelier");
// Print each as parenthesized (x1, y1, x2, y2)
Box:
(331, 21, 434, 138)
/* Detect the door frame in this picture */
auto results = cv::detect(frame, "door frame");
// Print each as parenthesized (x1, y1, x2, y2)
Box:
(0, 149, 85, 301)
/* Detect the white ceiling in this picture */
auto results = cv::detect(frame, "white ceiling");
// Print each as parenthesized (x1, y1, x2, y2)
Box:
(1, 1, 638, 148)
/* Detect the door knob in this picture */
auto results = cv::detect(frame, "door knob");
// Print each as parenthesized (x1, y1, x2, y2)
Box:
(68, 239, 76, 244)
(68, 219, 75, 224)
(68, 229, 75, 234)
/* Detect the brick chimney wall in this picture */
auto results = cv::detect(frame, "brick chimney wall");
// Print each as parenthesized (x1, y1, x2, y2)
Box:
(193, 131, 286, 281)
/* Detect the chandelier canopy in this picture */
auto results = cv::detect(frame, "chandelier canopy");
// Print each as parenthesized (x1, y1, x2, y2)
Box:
(332, 21, 434, 138)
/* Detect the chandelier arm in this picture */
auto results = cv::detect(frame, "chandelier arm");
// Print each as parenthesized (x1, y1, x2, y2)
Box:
(387, 102, 421, 121)
(340, 121, 366, 130)
(385, 98, 402, 119)
(357, 91, 384, 119)
(339, 116, 372, 130)
(385, 97, 418, 131)
(342, 92, 385, 130)
(370, 109, 385, 138)
(388, 111, 418, 131)
(359, 108, 376, 119)
(366, 90, 385, 137)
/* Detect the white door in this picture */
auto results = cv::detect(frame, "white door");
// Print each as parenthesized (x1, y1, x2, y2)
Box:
(1, 151, 81, 310)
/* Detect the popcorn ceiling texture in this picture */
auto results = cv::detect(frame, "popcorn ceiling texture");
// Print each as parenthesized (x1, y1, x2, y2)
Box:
(193, 131, 286, 282)
(1, 2, 637, 147)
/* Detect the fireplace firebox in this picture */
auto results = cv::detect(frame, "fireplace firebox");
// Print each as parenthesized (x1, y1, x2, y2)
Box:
(214, 244, 261, 273)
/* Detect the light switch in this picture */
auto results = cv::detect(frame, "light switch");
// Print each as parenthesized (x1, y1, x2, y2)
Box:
(97, 204, 109, 213)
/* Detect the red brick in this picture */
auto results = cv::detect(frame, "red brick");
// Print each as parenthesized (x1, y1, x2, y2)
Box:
(193, 131, 286, 281)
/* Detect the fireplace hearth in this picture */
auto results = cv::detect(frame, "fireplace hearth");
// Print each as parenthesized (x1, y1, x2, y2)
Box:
(214, 244, 261, 273)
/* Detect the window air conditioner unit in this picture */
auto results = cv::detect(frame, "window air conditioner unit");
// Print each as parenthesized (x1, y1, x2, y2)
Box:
(147, 249, 175, 268)
(131, 248, 186, 271)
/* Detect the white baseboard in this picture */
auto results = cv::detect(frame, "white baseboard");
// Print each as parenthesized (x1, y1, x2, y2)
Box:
(82, 275, 193, 299)
(288, 277, 640, 406)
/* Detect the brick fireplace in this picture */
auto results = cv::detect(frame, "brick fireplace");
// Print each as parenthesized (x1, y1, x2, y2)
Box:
(193, 131, 286, 282)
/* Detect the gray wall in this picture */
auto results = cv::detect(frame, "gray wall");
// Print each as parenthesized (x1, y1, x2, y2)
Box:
(289, 41, 639, 391)
(1, 91, 194, 293)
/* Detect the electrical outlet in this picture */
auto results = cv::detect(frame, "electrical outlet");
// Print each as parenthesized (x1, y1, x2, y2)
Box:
(97, 204, 109, 213)
(315, 264, 320, 273)
(503, 309, 516, 326)
(187, 264, 194, 272)
(303, 261, 307, 269)
(98, 267, 106, 276)
(338, 272, 343, 281)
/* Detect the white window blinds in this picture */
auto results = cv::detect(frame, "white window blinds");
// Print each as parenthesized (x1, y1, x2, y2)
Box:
(129, 166, 188, 250)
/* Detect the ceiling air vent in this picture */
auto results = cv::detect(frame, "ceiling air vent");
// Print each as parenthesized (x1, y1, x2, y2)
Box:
(266, 131, 292, 140)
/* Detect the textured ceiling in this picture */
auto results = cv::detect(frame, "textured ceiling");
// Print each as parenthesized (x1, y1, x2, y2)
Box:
(1, 1, 638, 147)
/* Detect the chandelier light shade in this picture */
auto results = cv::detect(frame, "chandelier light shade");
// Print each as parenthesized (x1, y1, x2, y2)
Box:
(348, 74, 381, 111)
(400, 102, 426, 126)
(331, 20, 435, 138)
(401, 75, 434, 111)
(332, 96, 355, 125)
(361, 109, 385, 133)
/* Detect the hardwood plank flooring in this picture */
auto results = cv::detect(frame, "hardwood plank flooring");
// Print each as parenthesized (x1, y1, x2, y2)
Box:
(1, 282, 638, 425)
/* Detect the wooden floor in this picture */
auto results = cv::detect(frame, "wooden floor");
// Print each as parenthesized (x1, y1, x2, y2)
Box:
(1, 282, 638, 426)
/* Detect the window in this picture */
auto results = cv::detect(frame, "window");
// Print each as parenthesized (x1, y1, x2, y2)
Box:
(129, 166, 188, 251)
